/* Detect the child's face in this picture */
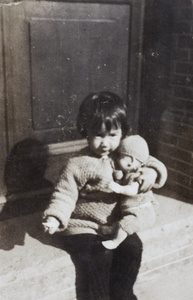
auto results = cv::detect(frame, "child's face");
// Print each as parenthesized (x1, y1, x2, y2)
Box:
(88, 125, 122, 157)
(118, 154, 141, 172)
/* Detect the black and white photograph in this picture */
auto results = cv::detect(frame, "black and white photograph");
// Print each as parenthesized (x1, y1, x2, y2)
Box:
(0, 0, 193, 299)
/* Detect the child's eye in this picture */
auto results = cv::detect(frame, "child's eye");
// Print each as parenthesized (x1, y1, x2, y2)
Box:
(110, 133, 116, 137)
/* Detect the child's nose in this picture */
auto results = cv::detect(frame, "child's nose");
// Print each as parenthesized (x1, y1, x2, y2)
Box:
(101, 137, 109, 146)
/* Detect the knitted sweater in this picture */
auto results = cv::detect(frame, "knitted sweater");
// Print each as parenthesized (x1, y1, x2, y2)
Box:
(43, 147, 167, 236)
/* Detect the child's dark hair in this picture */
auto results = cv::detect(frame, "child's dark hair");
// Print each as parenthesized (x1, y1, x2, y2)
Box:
(77, 91, 129, 138)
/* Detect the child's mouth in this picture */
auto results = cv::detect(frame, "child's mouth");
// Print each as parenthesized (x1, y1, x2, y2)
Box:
(101, 148, 109, 154)
(99, 150, 110, 157)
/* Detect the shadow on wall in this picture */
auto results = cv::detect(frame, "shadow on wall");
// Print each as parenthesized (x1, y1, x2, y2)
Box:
(4, 138, 52, 194)
(0, 139, 55, 250)
(1, 138, 53, 220)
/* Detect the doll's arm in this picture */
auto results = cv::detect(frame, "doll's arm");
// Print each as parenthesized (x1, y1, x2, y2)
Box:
(109, 180, 139, 196)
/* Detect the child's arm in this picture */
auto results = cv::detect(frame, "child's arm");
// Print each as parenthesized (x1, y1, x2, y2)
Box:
(138, 156, 167, 193)
(109, 180, 139, 196)
(42, 158, 85, 233)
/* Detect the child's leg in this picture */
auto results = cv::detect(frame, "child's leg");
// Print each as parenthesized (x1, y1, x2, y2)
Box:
(61, 234, 112, 300)
(102, 227, 127, 250)
(110, 233, 143, 300)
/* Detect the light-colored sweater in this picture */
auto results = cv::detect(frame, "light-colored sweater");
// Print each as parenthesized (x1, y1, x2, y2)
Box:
(43, 147, 167, 236)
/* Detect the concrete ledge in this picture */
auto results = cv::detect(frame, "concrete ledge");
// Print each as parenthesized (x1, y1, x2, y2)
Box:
(139, 194, 193, 271)
(0, 194, 193, 299)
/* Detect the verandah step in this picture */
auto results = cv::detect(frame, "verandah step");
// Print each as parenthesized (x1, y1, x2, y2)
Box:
(0, 194, 193, 300)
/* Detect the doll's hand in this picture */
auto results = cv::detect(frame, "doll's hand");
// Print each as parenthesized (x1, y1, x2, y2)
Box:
(42, 216, 60, 234)
(108, 181, 122, 193)
(113, 170, 123, 181)
(138, 167, 157, 193)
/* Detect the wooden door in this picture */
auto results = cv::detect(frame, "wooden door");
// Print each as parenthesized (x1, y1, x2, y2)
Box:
(2, 0, 144, 149)
(0, 0, 144, 199)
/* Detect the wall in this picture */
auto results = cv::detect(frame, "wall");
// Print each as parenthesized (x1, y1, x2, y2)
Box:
(158, 0, 193, 200)
(139, 0, 174, 155)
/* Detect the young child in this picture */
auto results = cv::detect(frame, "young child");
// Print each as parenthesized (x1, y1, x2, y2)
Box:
(102, 135, 158, 250)
(42, 91, 167, 300)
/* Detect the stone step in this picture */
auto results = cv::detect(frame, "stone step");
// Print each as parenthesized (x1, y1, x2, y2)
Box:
(0, 194, 193, 300)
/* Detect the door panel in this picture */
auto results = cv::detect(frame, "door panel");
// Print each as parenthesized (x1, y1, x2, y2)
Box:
(2, 0, 144, 148)
(30, 9, 130, 142)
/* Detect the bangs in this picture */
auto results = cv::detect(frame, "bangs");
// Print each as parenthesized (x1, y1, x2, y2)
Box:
(90, 112, 122, 135)
(77, 91, 129, 137)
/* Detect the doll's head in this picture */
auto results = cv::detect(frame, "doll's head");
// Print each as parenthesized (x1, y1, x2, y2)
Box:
(117, 135, 149, 172)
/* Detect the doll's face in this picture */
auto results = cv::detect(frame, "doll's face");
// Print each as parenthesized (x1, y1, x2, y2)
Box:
(118, 154, 141, 172)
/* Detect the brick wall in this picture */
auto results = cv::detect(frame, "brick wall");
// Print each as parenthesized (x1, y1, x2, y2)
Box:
(158, 0, 193, 199)
(139, 0, 173, 156)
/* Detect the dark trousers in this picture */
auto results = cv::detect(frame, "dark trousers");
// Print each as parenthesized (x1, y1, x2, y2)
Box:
(56, 233, 143, 300)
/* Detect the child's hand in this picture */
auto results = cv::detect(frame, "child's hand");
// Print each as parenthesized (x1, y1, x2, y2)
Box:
(124, 172, 141, 184)
(42, 216, 60, 234)
(138, 167, 157, 193)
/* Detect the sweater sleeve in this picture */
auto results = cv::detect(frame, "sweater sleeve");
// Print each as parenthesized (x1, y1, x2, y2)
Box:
(43, 158, 85, 231)
(146, 155, 167, 189)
